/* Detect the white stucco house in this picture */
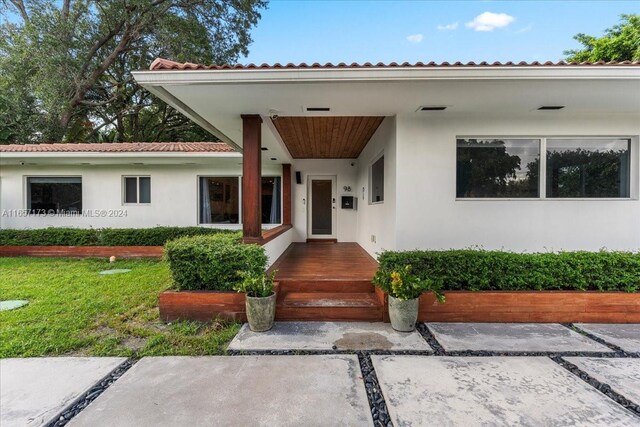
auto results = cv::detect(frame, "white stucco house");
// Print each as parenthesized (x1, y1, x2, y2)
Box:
(1, 59, 639, 262)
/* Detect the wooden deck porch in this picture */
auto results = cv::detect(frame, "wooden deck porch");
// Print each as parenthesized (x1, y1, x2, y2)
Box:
(269, 243, 386, 321)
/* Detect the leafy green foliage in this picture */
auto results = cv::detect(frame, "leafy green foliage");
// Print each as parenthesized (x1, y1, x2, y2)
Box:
(0, 0, 267, 143)
(0, 226, 235, 246)
(565, 14, 640, 62)
(377, 250, 640, 293)
(97, 227, 237, 246)
(0, 257, 240, 357)
(373, 265, 444, 301)
(164, 234, 267, 291)
(233, 270, 276, 297)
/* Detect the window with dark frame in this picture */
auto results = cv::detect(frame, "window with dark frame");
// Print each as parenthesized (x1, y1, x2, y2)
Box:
(371, 155, 384, 203)
(123, 176, 151, 204)
(27, 177, 82, 214)
(199, 177, 240, 224)
(261, 176, 282, 224)
(198, 176, 282, 225)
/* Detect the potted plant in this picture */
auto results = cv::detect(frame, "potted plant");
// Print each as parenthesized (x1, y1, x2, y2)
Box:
(373, 265, 444, 332)
(234, 271, 277, 332)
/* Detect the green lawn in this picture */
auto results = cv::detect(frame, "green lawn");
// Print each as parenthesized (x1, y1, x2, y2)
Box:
(0, 257, 240, 358)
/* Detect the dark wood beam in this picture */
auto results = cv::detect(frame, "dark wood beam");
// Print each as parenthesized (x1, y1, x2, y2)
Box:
(241, 114, 263, 243)
(282, 163, 292, 226)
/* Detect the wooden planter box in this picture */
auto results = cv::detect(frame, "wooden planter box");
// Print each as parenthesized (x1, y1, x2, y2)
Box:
(0, 245, 164, 258)
(159, 290, 247, 322)
(419, 291, 640, 323)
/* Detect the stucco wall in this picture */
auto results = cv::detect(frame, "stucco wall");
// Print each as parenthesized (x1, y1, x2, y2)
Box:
(395, 113, 640, 252)
(0, 162, 282, 229)
(355, 116, 397, 257)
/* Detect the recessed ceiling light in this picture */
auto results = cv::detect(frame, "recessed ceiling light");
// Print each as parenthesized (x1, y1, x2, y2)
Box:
(537, 105, 565, 110)
(417, 106, 447, 111)
(270, 157, 277, 161)
(261, 147, 268, 151)
(306, 107, 330, 112)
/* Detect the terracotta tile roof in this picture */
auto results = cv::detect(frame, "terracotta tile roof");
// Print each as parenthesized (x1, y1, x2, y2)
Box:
(0, 142, 236, 153)
(149, 57, 640, 71)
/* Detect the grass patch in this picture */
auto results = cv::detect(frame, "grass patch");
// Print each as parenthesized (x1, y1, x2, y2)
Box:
(0, 257, 240, 358)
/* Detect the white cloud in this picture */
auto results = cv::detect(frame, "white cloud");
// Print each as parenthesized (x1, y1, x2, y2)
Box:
(406, 33, 424, 43)
(437, 22, 459, 31)
(465, 12, 515, 32)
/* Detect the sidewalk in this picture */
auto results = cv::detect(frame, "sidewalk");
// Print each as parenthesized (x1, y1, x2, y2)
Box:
(2, 322, 639, 427)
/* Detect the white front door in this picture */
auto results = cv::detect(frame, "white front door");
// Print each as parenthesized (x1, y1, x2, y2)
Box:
(307, 175, 337, 239)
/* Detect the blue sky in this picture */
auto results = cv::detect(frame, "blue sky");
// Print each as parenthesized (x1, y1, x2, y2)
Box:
(243, 1, 639, 64)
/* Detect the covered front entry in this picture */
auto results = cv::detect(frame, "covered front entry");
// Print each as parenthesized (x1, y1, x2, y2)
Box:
(268, 243, 386, 321)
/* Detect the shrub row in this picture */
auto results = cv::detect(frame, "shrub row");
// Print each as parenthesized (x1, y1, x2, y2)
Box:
(0, 227, 236, 246)
(164, 233, 267, 291)
(377, 250, 640, 292)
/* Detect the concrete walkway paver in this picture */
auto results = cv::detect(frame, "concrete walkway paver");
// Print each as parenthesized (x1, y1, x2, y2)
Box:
(427, 323, 613, 352)
(0, 357, 126, 427)
(372, 355, 639, 426)
(68, 355, 372, 427)
(565, 357, 640, 404)
(228, 321, 432, 351)
(574, 324, 640, 353)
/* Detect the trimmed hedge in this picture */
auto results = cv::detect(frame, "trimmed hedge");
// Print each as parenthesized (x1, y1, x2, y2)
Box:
(164, 233, 267, 291)
(0, 227, 236, 246)
(377, 250, 640, 293)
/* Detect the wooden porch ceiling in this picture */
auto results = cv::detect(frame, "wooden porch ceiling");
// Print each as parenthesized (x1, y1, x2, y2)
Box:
(271, 116, 385, 159)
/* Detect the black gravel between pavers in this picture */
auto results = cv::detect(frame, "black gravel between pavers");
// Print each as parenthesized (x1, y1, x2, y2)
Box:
(552, 356, 640, 418)
(563, 323, 637, 355)
(358, 352, 394, 427)
(45, 359, 135, 427)
(416, 322, 638, 358)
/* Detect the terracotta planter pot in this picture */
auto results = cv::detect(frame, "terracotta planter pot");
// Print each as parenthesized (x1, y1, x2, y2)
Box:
(388, 295, 419, 332)
(245, 293, 277, 332)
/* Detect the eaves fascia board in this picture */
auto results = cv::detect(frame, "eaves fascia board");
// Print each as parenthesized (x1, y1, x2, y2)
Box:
(132, 66, 640, 85)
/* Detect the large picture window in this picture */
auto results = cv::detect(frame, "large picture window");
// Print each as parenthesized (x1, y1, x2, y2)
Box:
(199, 177, 240, 224)
(27, 177, 82, 213)
(261, 177, 282, 224)
(546, 138, 631, 198)
(199, 176, 282, 225)
(456, 139, 540, 198)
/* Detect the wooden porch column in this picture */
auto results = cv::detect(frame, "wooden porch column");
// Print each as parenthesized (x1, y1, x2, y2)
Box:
(241, 114, 263, 243)
(282, 163, 292, 226)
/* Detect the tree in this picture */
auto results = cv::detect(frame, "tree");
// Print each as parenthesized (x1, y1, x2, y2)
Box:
(0, 0, 267, 143)
(565, 14, 640, 62)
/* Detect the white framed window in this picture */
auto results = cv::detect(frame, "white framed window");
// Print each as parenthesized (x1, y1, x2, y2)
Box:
(456, 138, 540, 198)
(123, 176, 151, 204)
(27, 176, 82, 214)
(546, 138, 631, 198)
(456, 137, 633, 200)
(370, 153, 384, 204)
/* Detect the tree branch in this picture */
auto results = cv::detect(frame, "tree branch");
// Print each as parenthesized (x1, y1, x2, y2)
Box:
(9, 0, 28, 22)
